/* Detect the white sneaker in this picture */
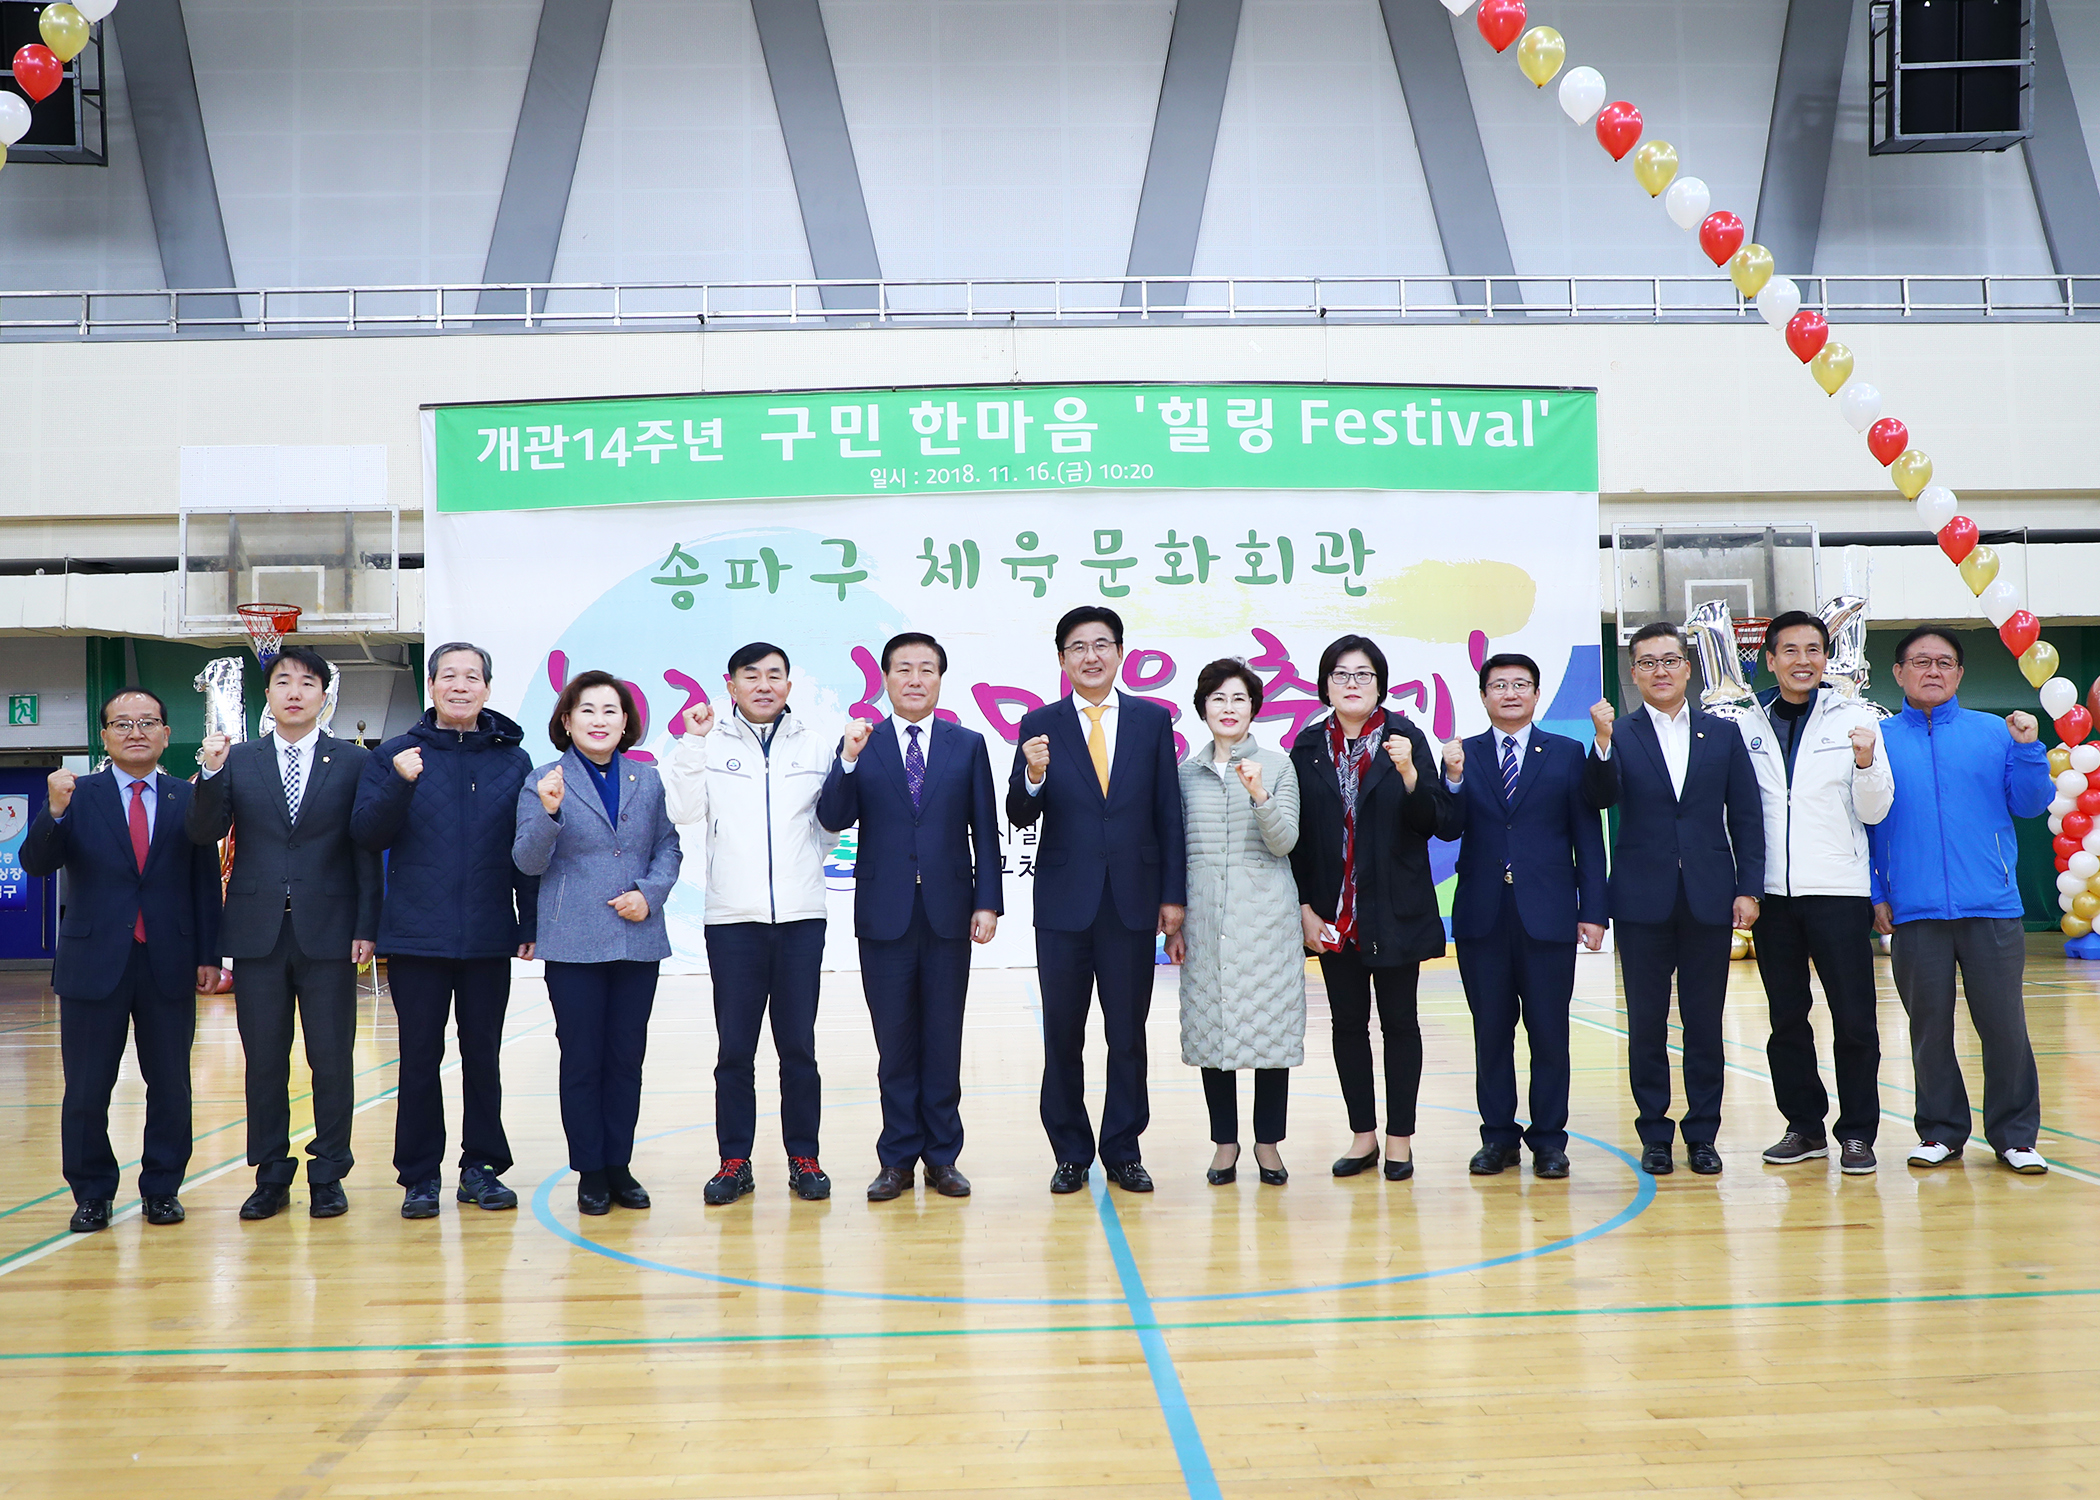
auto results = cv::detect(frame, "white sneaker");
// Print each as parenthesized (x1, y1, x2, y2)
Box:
(1999, 1147, 2049, 1175)
(1908, 1140, 1958, 1166)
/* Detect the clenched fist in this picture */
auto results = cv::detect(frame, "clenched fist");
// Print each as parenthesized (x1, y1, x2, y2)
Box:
(1590, 698, 1615, 749)
(1022, 734, 1051, 785)
(1441, 740, 1466, 783)
(1384, 733, 1414, 775)
(1848, 724, 1877, 767)
(682, 701, 716, 737)
(1236, 758, 1268, 804)
(537, 765, 565, 815)
(393, 747, 424, 782)
(609, 890, 649, 922)
(198, 732, 230, 773)
(46, 767, 75, 817)
(842, 718, 873, 763)
(2007, 711, 2039, 744)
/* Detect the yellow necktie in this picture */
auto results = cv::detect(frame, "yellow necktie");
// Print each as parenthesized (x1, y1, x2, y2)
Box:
(1084, 704, 1110, 795)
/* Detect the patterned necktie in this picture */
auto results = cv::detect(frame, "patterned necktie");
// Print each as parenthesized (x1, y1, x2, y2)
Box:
(1501, 734, 1520, 801)
(128, 779, 149, 942)
(904, 723, 925, 808)
(282, 742, 305, 823)
(1083, 704, 1110, 795)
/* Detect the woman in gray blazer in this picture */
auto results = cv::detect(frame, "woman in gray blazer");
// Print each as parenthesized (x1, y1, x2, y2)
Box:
(1165, 659, 1303, 1186)
(514, 671, 682, 1216)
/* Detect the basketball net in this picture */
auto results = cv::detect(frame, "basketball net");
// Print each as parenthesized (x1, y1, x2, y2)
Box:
(237, 601, 301, 663)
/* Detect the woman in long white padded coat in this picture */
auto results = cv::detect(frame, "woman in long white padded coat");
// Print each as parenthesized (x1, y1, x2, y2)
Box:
(1165, 658, 1304, 1186)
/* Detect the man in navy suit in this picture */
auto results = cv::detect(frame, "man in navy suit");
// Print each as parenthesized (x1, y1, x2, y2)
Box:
(1440, 654, 1617, 1181)
(818, 633, 1003, 1202)
(1597, 620, 1766, 1176)
(20, 690, 222, 1233)
(1007, 605, 1186, 1194)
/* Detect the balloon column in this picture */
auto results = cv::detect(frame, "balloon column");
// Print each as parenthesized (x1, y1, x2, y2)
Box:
(1443, 0, 2094, 955)
(2, 0, 114, 174)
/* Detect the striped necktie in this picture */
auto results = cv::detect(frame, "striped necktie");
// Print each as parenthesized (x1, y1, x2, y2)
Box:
(1500, 734, 1520, 801)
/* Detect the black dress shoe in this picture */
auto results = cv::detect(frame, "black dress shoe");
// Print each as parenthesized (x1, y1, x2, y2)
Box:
(923, 1163, 971, 1197)
(1641, 1145, 1674, 1176)
(606, 1164, 651, 1209)
(1534, 1150, 1571, 1180)
(1687, 1142, 1724, 1176)
(309, 1180, 348, 1218)
(142, 1194, 185, 1225)
(1331, 1148, 1379, 1177)
(68, 1199, 112, 1233)
(401, 1178, 442, 1220)
(1050, 1161, 1089, 1194)
(1470, 1144, 1522, 1176)
(240, 1183, 290, 1220)
(1102, 1160, 1154, 1193)
(1206, 1146, 1240, 1186)
(867, 1165, 914, 1201)
(577, 1169, 612, 1216)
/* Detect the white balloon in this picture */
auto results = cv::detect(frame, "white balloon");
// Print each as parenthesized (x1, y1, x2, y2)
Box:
(1979, 577, 2022, 628)
(2051, 813, 2068, 835)
(1558, 67, 1606, 126)
(0, 93, 29, 149)
(2084, 828, 2100, 853)
(2056, 769, 2089, 797)
(73, 0, 117, 19)
(1664, 176, 1710, 231)
(1914, 484, 1958, 532)
(2041, 677, 2080, 719)
(2050, 795, 2076, 817)
(1839, 382, 1884, 434)
(1756, 277, 1802, 328)
(2058, 870, 2089, 895)
(2071, 852, 2100, 881)
(2065, 892, 2079, 912)
(2073, 744, 2100, 775)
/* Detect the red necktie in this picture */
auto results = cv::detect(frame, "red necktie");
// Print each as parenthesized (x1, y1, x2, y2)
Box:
(128, 779, 149, 942)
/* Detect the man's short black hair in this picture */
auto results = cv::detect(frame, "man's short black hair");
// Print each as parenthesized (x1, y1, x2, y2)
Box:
(1893, 626, 1965, 668)
(1054, 606, 1124, 652)
(99, 686, 170, 727)
(727, 641, 791, 676)
(881, 632, 948, 674)
(1627, 620, 1688, 657)
(1316, 634, 1389, 707)
(1477, 652, 1540, 694)
(267, 644, 333, 687)
(1761, 610, 1830, 655)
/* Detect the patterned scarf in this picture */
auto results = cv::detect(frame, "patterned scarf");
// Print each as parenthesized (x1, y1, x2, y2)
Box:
(1327, 712, 1380, 947)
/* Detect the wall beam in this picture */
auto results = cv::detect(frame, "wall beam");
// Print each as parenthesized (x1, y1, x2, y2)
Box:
(751, 0, 881, 309)
(2026, 0, 2100, 277)
(113, 0, 238, 315)
(1122, 0, 1242, 310)
(1752, 0, 1852, 275)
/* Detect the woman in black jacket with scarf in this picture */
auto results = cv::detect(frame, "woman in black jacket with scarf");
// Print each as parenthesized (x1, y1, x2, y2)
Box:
(351, 643, 538, 1220)
(1290, 635, 1458, 1183)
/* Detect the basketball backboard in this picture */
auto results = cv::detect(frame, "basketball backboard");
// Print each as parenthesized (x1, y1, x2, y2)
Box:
(177, 506, 400, 636)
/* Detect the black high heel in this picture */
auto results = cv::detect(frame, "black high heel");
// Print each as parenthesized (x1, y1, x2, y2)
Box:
(1255, 1148, 1288, 1186)
(1206, 1145, 1241, 1186)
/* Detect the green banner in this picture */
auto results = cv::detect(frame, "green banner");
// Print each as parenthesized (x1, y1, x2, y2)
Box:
(431, 382, 1597, 513)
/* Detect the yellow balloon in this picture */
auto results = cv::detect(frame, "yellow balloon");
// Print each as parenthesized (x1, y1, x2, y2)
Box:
(38, 2, 89, 63)
(1890, 447, 1933, 499)
(2052, 746, 2075, 775)
(1725, 243, 1772, 296)
(2074, 891, 2100, 921)
(1809, 342, 1855, 396)
(1517, 27, 1565, 87)
(1632, 141, 1680, 199)
(1956, 544, 1998, 595)
(2020, 640, 2061, 689)
(2064, 915, 2093, 938)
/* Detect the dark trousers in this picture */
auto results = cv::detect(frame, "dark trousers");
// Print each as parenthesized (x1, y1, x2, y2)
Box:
(1036, 890, 1157, 1167)
(544, 959, 659, 1173)
(1317, 945, 1421, 1137)
(1754, 894, 1882, 1144)
(858, 891, 970, 1168)
(1890, 916, 2039, 1152)
(236, 922, 358, 1186)
(388, 955, 514, 1186)
(1456, 887, 1576, 1154)
(59, 942, 195, 1202)
(705, 919, 826, 1160)
(1201, 1067, 1289, 1145)
(1616, 883, 1732, 1148)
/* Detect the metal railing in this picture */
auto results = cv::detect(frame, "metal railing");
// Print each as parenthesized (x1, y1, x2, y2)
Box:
(3, 273, 2097, 339)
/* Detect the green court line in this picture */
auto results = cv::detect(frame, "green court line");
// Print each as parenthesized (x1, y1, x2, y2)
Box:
(5, 1283, 2095, 1364)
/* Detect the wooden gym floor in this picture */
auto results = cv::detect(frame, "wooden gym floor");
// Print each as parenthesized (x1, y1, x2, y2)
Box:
(1, 944, 2097, 1499)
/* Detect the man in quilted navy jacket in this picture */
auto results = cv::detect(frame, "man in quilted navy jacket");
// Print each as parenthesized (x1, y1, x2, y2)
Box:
(352, 643, 538, 1219)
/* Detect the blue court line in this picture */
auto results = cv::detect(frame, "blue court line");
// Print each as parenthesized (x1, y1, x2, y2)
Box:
(1090, 1166, 1221, 1500)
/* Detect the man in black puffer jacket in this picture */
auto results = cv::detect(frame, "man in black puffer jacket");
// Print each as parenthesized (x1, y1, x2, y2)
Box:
(352, 643, 538, 1221)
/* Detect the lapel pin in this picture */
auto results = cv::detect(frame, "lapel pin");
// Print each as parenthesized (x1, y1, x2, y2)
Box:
(1695, 733, 1704, 739)
(322, 756, 331, 763)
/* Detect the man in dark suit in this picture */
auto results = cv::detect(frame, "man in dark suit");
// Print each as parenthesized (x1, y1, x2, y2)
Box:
(21, 690, 222, 1233)
(817, 632, 1003, 1202)
(188, 644, 382, 1220)
(1597, 621, 1765, 1176)
(1007, 605, 1186, 1194)
(1440, 653, 1616, 1181)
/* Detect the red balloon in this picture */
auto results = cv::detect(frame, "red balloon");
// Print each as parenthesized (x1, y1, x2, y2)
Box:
(12, 44, 59, 104)
(2089, 674, 2100, 725)
(1594, 100, 1642, 161)
(2056, 835, 2081, 859)
(2081, 788, 2100, 817)
(1936, 515, 1978, 564)
(1477, 0, 1526, 53)
(1867, 417, 1910, 467)
(2067, 813, 2097, 841)
(1999, 610, 2040, 658)
(2058, 707, 2094, 747)
(2059, 854, 2074, 873)
(1698, 210, 1744, 266)
(1784, 310, 1829, 364)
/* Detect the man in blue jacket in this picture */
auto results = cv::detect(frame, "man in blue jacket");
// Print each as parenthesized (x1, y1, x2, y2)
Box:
(1868, 626, 2053, 1174)
(352, 643, 538, 1219)
(817, 633, 1002, 1202)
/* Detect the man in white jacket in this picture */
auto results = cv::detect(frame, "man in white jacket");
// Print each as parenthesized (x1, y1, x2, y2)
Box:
(662, 642, 837, 1205)
(1736, 610, 1895, 1175)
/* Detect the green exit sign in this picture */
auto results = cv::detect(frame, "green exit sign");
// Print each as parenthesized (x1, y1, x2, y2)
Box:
(7, 695, 36, 726)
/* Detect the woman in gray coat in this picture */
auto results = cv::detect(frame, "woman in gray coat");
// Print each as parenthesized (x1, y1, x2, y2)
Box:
(1165, 658, 1303, 1186)
(514, 671, 682, 1217)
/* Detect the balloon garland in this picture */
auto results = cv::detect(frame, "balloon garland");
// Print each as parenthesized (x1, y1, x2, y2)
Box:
(0, 1, 114, 172)
(1444, 0, 2100, 951)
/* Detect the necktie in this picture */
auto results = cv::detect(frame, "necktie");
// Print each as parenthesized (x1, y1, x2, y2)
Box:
(283, 743, 305, 823)
(1083, 704, 1110, 796)
(904, 723, 925, 808)
(1501, 734, 1520, 801)
(128, 780, 149, 942)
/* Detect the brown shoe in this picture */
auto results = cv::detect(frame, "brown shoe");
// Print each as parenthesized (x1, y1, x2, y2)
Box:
(923, 1163, 972, 1197)
(866, 1165, 914, 1202)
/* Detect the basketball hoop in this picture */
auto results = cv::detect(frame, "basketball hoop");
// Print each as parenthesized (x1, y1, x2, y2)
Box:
(1733, 617, 1771, 675)
(237, 602, 301, 662)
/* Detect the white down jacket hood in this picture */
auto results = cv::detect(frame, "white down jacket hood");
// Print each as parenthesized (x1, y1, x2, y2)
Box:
(661, 707, 834, 925)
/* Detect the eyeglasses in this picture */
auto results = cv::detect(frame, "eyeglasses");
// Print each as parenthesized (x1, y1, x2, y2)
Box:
(1901, 655, 1961, 672)
(1328, 669, 1379, 687)
(1483, 678, 1535, 694)
(104, 717, 165, 734)
(1632, 655, 1687, 674)
(1062, 638, 1119, 659)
